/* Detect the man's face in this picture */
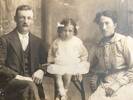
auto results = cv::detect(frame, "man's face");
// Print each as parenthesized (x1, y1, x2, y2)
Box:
(98, 15, 117, 38)
(15, 10, 33, 34)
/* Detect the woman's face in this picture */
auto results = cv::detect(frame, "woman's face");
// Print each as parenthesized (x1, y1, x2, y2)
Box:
(60, 24, 74, 40)
(98, 15, 117, 38)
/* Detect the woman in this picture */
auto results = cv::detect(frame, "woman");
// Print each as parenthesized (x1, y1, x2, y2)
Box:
(89, 10, 133, 100)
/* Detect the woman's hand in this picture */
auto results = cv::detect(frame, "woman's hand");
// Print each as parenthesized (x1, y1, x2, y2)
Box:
(105, 87, 115, 97)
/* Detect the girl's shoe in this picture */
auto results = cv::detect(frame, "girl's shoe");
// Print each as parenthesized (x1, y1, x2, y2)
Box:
(55, 96, 60, 100)
(55, 94, 61, 100)
(61, 95, 67, 100)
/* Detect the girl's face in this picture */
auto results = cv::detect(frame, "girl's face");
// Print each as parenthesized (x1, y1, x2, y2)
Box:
(60, 24, 74, 40)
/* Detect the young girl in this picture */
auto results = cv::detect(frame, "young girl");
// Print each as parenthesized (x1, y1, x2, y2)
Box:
(47, 18, 90, 100)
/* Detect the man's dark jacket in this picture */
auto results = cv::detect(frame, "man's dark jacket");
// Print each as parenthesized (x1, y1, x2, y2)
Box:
(0, 28, 47, 83)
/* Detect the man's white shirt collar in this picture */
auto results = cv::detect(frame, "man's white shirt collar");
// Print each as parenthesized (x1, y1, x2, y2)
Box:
(18, 31, 29, 38)
(17, 31, 29, 51)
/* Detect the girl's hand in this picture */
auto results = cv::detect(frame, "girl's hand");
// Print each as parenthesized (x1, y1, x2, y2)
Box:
(73, 74, 83, 82)
(89, 75, 98, 92)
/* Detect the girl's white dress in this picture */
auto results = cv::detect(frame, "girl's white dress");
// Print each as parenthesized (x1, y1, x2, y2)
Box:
(47, 36, 90, 75)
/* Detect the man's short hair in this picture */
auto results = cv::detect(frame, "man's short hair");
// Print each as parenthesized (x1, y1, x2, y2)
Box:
(15, 5, 32, 17)
(94, 10, 117, 24)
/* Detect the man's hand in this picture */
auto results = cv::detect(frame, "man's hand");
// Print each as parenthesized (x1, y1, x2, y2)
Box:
(105, 87, 115, 97)
(15, 75, 33, 81)
(32, 69, 44, 84)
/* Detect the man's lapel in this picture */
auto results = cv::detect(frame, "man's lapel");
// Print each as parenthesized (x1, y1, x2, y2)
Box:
(9, 29, 23, 61)
(29, 33, 36, 71)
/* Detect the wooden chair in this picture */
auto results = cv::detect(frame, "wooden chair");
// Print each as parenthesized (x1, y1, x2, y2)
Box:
(71, 75, 86, 100)
(53, 74, 86, 100)
(0, 83, 6, 100)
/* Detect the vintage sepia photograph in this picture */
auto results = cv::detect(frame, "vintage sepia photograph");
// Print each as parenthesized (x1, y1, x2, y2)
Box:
(0, 0, 133, 100)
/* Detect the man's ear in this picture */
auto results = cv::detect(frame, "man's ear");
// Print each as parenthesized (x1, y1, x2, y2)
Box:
(14, 16, 17, 23)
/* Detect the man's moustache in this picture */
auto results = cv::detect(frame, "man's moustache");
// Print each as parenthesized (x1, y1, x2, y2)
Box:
(23, 24, 28, 27)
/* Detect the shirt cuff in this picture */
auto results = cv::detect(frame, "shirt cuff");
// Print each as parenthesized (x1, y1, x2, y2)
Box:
(38, 64, 48, 72)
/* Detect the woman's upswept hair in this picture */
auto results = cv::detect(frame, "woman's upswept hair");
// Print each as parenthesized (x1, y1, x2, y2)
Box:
(94, 10, 117, 24)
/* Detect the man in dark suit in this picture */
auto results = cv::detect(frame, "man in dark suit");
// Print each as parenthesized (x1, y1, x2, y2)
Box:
(0, 5, 47, 100)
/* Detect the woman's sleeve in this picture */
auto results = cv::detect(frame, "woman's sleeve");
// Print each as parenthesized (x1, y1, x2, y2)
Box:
(124, 36, 133, 68)
(110, 36, 133, 91)
(89, 36, 133, 91)
(123, 36, 133, 82)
